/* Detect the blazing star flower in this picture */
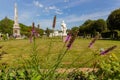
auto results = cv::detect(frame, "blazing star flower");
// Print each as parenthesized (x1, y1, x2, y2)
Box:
(30, 22, 37, 43)
(66, 31, 78, 49)
(65, 34, 71, 43)
(52, 15, 56, 29)
(88, 35, 99, 48)
(66, 36, 75, 49)
(100, 45, 117, 55)
(31, 22, 36, 36)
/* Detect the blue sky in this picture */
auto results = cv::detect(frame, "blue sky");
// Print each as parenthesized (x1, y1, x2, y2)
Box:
(0, 0, 120, 30)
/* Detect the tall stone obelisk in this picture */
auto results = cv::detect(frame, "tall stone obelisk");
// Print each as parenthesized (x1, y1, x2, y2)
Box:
(13, 3, 21, 38)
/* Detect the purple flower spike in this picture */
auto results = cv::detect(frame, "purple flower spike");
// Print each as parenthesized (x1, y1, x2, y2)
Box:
(100, 45, 117, 55)
(67, 36, 75, 49)
(65, 34, 71, 43)
(32, 29, 35, 34)
(52, 15, 56, 29)
(88, 35, 99, 48)
(32, 22, 36, 36)
(30, 22, 37, 43)
(66, 31, 78, 49)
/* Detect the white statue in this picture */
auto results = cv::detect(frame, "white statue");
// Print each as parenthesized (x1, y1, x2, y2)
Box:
(61, 20, 67, 36)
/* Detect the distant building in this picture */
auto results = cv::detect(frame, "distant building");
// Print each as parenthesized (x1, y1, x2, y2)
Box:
(49, 30, 62, 37)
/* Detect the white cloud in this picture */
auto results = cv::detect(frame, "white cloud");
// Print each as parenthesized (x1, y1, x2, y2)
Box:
(59, 11, 110, 24)
(64, 0, 91, 9)
(19, 12, 29, 21)
(35, 11, 110, 30)
(55, 9, 63, 15)
(33, 1, 43, 8)
(19, 11, 35, 25)
(38, 19, 52, 29)
(33, 1, 63, 15)
(48, 10, 110, 29)
(49, 6, 57, 10)
(55, 10, 63, 15)
(44, 5, 63, 15)
(36, 14, 40, 17)
(64, 0, 69, 2)
(48, 6, 60, 11)
(37, 17, 62, 30)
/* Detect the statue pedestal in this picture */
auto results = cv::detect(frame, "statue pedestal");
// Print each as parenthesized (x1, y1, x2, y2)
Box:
(62, 32, 67, 42)
(62, 36, 67, 42)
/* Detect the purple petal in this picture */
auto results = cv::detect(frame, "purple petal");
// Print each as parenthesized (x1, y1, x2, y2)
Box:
(65, 35, 71, 43)
(66, 36, 76, 49)
(100, 45, 117, 55)
(88, 35, 99, 48)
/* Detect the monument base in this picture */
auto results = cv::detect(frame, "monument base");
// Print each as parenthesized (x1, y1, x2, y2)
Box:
(13, 35, 22, 39)
(62, 36, 67, 42)
(16, 37, 22, 39)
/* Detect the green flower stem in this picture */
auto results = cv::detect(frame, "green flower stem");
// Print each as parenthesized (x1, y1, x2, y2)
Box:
(29, 36, 43, 76)
(47, 48, 69, 79)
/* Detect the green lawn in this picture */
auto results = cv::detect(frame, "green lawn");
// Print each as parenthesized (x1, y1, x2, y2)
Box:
(0, 38, 120, 68)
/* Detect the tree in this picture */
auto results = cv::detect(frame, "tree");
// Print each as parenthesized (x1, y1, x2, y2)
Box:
(0, 17, 13, 35)
(45, 28, 50, 37)
(82, 19, 93, 26)
(79, 19, 107, 37)
(79, 20, 95, 37)
(71, 27, 79, 32)
(92, 19, 107, 33)
(36, 28, 44, 36)
(107, 9, 120, 30)
(20, 23, 31, 37)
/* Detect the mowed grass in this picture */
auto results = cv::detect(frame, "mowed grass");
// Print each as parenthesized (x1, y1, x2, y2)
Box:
(0, 38, 120, 68)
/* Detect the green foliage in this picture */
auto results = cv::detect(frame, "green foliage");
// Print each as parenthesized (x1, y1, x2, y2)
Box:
(67, 71, 88, 80)
(38, 29, 44, 36)
(107, 9, 120, 31)
(0, 17, 13, 35)
(67, 53, 120, 80)
(19, 23, 31, 37)
(106, 9, 120, 39)
(0, 68, 42, 80)
(82, 19, 93, 26)
(45, 28, 51, 37)
(93, 19, 107, 33)
(96, 54, 120, 79)
(71, 27, 79, 32)
(79, 20, 95, 37)
(78, 8, 120, 39)
(101, 31, 112, 38)
(101, 30, 120, 39)
(79, 19, 107, 37)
